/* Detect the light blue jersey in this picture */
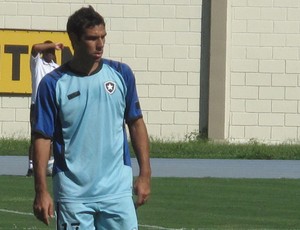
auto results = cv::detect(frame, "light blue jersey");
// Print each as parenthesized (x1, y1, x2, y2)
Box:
(34, 59, 143, 203)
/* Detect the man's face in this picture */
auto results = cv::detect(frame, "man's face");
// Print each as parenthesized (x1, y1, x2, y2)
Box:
(43, 49, 55, 63)
(73, 24, 107, 62)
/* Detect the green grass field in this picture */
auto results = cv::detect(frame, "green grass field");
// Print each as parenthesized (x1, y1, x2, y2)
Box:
(1, 176, 300, 229)
(2, 137, 300, 159)
(1, 138, 300, 229)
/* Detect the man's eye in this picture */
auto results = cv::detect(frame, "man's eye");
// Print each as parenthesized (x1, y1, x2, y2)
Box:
(86, 36, 98, 40)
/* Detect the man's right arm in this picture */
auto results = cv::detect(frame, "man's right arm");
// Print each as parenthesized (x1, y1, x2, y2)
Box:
(31, 42, 64, 57)
(33, 134, 54, 225)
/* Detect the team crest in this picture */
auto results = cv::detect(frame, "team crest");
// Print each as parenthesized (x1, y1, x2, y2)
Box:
(104, 81, 116, 94)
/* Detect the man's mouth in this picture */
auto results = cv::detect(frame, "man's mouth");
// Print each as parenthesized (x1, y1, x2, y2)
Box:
(94, 52, 103, 58)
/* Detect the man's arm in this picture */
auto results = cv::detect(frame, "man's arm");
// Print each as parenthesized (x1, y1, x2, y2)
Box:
(128, 117, 151, 208)
(32, 134, 53, 225)
(31, 42, 64, 57)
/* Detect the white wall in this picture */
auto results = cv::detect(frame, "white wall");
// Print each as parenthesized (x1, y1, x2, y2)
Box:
(0, 96, 31, 138)
(229, 0, 300, 143)
(0, 1, 202, 140)
(4, 0, 300, 144)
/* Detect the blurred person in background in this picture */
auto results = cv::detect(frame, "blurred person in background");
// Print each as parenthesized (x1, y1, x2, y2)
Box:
(26, 41, 63, 177)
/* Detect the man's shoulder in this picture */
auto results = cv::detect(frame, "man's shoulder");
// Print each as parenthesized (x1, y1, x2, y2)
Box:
(43, 64, 68, 82)
(31, 52, 42, 60)
(30, 53, 42, 64)
(103, 59, 131, 71)
(102, 59, 133, 77)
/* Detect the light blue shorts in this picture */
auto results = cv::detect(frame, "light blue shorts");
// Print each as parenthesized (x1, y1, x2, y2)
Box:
(55, 196, 138, 230)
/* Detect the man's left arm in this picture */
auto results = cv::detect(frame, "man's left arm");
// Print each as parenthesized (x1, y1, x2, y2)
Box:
(128, 117, 151, 208)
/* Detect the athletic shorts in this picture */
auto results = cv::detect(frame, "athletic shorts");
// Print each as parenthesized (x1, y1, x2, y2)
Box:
(55, 196, 138, 230)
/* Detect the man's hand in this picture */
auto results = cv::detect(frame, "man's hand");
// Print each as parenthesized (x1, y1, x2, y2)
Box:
(54, 43, 64, 50)
(134, 175, 151, 208)
(33, 191, 54, 225)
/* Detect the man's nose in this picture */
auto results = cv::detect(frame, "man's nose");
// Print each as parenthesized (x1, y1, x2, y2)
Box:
(97, 38, 104, 47)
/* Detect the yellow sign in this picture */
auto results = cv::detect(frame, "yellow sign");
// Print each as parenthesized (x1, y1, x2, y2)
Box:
(0, 30, 73, 94)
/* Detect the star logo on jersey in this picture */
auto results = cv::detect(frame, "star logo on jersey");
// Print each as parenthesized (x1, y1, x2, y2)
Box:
(104, 81, 116, 94)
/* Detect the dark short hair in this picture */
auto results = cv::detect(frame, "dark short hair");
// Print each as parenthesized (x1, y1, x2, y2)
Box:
(44, 40, 53, 44)
(43, 40, 55, 54)
(67, 5, 105, 41)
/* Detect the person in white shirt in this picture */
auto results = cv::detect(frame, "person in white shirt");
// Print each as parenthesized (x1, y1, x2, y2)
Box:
(26, 41, 63, 177)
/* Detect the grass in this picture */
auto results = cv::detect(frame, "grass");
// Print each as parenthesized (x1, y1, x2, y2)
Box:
(0, 176, 54, 229)
(1, 137, 300, 229)
(0, 138, 29, 156)
(141, 178, 300, 229)
(2, 137, 300, 159)
(0, 176, 300, 229)
(149, 139, 300, 159)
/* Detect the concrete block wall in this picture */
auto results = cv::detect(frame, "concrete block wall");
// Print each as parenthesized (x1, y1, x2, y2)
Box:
(0, 1, 202, 140)
(0, 96, 31, 138)
(229, 0, 300, 143)
(5, 0, 300, 144)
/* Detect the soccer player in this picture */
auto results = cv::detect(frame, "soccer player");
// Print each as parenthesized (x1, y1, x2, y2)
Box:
(27, 41, 63, 177)
(32, 5, 151, 229)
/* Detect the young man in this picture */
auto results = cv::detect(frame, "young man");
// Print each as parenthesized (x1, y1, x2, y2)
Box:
(27, 41, 63, 177)
(32, 5, 151, 229)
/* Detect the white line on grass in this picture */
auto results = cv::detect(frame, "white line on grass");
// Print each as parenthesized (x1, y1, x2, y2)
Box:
(139, 224, 184, 230)
(0, 208, 34, 216)
(0, 209, 184, 230)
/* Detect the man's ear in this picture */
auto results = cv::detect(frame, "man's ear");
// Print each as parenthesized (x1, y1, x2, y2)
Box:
(69, 32, 80, 48)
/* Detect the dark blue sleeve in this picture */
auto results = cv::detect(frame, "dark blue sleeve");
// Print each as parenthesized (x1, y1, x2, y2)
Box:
(33, 73, 58, 139)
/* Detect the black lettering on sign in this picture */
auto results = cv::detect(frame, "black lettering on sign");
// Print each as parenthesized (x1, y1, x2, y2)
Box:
(4, 45, 28, 81)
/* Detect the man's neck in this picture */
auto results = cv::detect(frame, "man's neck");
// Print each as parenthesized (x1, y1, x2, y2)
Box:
(68, 58, 102, 76)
